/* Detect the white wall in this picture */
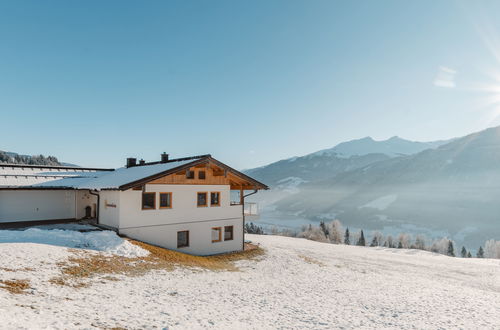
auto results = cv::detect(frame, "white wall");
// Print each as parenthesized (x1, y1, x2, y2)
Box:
(118, 184, 242, 229)
(120, 218, 243, 256)
(98, 190, 121, 228)
(0, 190, 76, 222)
(76, 190, 97, 219)
(116, 184, 244, 255)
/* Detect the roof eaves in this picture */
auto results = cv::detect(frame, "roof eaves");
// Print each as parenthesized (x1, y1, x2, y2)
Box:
(207, 157, 269, 190)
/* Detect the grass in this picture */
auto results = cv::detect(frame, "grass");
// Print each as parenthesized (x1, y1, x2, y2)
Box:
(0, 267, 35, 272)
(0, 279, 31, 294)
(298, 254, 325, 267)
(50, 240, 265, 288)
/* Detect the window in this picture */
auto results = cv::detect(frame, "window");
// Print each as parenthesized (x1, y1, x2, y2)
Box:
(197, 192, 208, 207)
(212, 227, 222, 243)
(198, 170, 206, 180)
(142, 192, 156, 210)
(186, 170, 195, 179)
(210, 192, 221, 206)
(159, 192, 172, 209)
(177, 231, 189, 248)
(224, 226, 234, 241)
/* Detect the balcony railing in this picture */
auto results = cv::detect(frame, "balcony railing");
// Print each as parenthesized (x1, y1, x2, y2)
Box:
(244, 202, 259, 216)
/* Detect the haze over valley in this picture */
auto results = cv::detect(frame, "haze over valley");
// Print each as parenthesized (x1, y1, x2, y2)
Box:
(245, 126, 500, 249)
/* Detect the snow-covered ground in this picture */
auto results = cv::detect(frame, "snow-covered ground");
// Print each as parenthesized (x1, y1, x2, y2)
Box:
(1, 233, 499, 329)
(0, 224, 148, 257)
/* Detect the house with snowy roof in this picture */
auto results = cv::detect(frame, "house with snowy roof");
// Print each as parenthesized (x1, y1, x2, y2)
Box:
(0, 154, 268, 255)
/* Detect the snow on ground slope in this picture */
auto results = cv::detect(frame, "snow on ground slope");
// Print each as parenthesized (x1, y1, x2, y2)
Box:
(0, 225, 148, 257)
(1, 234, 499, 329)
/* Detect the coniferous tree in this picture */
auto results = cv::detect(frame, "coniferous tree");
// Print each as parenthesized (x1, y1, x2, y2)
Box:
(319, 221, 329, 237)
(461, 246, 467, 258)
(397, 241, 403, 249)
(477, 246, 484, 258)
(245, 222, 264, 235)
(467, 251, 472, 258)
(447, 240, 455, 257)
(370, 236, 378, 247)
(344, 228, 350, 245)
(357, 230, 366, 246)
(414, 235, 426, 250)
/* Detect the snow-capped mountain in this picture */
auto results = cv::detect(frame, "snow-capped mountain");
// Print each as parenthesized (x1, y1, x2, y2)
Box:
(308, 136, 450, 158)
(245, 136, 449, 187)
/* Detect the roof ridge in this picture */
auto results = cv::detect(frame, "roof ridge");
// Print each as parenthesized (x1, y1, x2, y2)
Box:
(0, 163, 114, 171)
(133, 154, 211, 167)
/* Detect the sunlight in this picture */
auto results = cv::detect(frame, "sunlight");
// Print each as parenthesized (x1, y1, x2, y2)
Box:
(451, 2, 500, 126)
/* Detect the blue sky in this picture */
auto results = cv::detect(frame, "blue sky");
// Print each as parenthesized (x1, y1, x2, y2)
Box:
(2, 1, 500, 168)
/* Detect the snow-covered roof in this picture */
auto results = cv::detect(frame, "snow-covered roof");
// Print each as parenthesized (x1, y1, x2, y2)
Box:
(0, 155, 268, 191)
(0, 165, 110, 188)
(12, 159, 199, 190)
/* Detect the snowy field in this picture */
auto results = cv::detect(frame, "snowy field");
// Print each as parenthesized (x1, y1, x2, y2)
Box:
(0, 229, 499, 329)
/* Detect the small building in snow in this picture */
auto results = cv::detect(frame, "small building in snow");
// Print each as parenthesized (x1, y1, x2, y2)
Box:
(0, 154, 268, 255)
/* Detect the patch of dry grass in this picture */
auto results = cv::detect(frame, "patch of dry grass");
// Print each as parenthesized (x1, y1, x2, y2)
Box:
(0, 267, 35, 272)
(298, 254, 325, 267)
(0, 279, 31, 294)
(50, 241, 265, 288)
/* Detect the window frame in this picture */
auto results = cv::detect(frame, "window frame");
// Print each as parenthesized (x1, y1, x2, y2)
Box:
(141, 192, 156, 210)
(159, 192, 172, 209)
(177, 230, 189, 248)
(197, 192, 208, 207)
(210, 191, 221, 207)
(186, 170, 195, 179)
(211, 227, 222, 243)
(198, 170, 206, 180)
(224, 226, 234, 241)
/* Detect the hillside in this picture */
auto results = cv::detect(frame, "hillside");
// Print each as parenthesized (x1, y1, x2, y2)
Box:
(1, 231, 499, 329)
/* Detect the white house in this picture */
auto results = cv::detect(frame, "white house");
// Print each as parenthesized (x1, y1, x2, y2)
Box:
(0, 154, 268, 255)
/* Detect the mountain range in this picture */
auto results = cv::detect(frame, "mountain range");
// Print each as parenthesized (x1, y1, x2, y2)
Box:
(245, 127, 500, 248)
(245, 136, 451, 186)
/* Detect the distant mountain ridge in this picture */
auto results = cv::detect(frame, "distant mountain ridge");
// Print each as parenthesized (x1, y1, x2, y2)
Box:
(308, 136, 452, 158)
(245, 136, 450, 187)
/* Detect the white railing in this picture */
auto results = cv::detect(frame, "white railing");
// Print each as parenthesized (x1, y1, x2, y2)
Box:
(244, 202, 259, 216)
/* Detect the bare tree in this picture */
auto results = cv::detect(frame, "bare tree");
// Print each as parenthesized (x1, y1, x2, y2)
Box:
(484, 240, 500, 259)
(329, 220, 344, 244)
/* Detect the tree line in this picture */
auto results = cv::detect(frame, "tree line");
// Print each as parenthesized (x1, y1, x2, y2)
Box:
(245, 220, 500, 259)
(0, 151, 61, 166)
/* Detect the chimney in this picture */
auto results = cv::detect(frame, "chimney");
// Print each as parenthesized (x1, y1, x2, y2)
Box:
(126, 158, 137, 168)
(161, 152, 169, 163)
(139, 159, 145, 165)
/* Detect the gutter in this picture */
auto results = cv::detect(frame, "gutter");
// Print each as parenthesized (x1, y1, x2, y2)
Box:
(88, 190, 100, 224)
(241, 189, 258, 251)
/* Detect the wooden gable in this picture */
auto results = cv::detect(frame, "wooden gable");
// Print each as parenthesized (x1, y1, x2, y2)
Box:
(147, 161, 259, 190)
